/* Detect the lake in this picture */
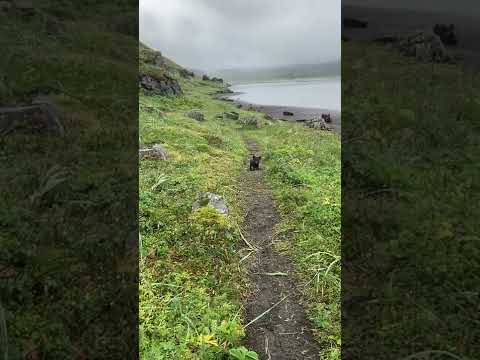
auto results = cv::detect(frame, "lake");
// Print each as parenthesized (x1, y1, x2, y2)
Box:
(229, 77, 341, 111)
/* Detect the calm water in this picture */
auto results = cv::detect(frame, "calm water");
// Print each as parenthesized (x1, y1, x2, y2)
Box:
(230, 77, 341, 110)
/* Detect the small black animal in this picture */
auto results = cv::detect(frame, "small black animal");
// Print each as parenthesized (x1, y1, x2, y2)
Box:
(249, 155, 261, 171)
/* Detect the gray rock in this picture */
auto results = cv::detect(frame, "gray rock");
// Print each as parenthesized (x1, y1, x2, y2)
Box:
(179, 68, 195, 78)
(140, 105, 163, 116)
(202, 75, 210, 81)
(223, 111, 239, 120)
(433, 24, 457, 46)
(321, 113, 332, 123)
(0, 96, 64, 136)
(12, 0, 35, 16)
(0, 1, 12, 13)
(192, 192, 229, 215)
(241, 116, 263, 128)
(397, 31, 450, 63)
(305, 116, 331, 131)
(139, 144, 167, 160)
(139, 74, 182, 96)
(144, 50, 164, 67)
(185, 109, 205, 121)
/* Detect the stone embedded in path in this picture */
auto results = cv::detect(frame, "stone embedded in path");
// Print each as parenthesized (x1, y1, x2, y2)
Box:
(185, 109, 205, 121)
(192, 192, 229, 215)
(0, 96, 64, 136)
(139, 144, 167, 160)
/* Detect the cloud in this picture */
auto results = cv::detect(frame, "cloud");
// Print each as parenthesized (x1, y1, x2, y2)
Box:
(140, 0, 341, 70)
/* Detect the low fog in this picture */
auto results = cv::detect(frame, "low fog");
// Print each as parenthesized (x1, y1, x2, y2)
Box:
(140, 0, 340, 71)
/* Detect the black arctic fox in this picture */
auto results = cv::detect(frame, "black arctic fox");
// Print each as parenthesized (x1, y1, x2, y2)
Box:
(249, 155, 261, 171)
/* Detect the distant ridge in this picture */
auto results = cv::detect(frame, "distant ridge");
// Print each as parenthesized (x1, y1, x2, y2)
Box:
(210, 61, 341, 83)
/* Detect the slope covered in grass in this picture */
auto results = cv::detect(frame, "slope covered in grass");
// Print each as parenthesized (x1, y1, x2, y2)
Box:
(342, 41, 480, 358)
(139, 48, 253, 359)
(1, 2, 138, 358)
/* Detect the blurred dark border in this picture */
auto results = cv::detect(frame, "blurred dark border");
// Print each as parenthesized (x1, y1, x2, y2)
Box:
(0, 1, 138, 358)
(342, 1, 480, 358)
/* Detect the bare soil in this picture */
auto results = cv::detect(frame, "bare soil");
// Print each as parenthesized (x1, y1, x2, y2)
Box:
(240, 139, 320, 359)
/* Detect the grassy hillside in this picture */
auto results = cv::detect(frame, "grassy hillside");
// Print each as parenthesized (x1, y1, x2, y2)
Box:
(139, 45, 341, 359)
(342, 41, 480, 358)
(0, 3, 138, 358)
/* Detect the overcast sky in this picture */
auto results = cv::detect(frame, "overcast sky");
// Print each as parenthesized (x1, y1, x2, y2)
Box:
(140, 0, 340, 71)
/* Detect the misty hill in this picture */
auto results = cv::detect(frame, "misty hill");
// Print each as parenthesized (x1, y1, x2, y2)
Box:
(209, 61, 341, 83)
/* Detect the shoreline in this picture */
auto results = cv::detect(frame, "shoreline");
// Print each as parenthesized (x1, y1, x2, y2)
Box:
(214, 93, 342, 134)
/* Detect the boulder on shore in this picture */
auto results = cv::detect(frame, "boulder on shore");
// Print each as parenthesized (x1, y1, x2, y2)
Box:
(305, 116, 331, 131)
(192, 192, 229, 215)
(433, 24, 458, 46)
(283, 111, 294, 116)
(321, 113, 332, 123)
(396, 30, 451, 63)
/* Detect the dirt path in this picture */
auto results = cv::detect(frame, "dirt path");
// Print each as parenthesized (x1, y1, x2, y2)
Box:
(240, 139, 320, 360)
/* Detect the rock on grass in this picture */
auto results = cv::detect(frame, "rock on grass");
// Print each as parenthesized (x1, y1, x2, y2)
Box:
(185, 109, 205, 121)
(192, 192, 229, 215)
(139, 144, 167, 160)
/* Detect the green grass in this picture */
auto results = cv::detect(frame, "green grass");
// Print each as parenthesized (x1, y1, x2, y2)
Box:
(139, 77, 252, 359)
(139, 52, 342, 358)
(342, 42, 480, 358)
(0, 3, 138, 358)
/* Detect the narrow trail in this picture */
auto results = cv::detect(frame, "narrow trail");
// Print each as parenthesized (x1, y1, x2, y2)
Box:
(240, 139, 320, 360)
